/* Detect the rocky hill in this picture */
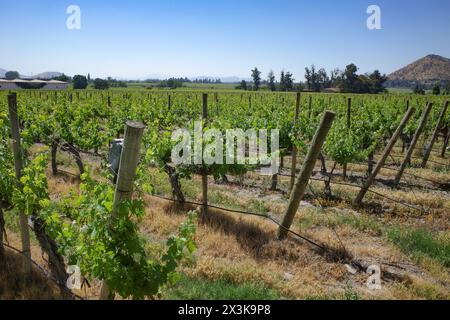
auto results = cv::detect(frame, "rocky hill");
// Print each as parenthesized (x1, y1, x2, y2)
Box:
(387, 54, 450, 88)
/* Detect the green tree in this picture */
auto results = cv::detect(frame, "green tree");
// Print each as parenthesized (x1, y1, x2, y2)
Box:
(305, 65, 330, 92)
(72, 75, 88, 89)
(444, 81, 450, 95)
(251, 67, 261, 91)
(305, 65, 318, 91)
(93, 78, 109, 90)
(236, 80, 247, 90)
(368, 70, 387, 94)
(283, 72, 294, 91)
(340, 64, 359, 93)
(432, 84, 441, 95)
(413, 84, 425, 95)
(53, 74, 69, 82)
(267, 70, 276, 91)
(279, 71, 286, 91)
(5, 71, 20, 80)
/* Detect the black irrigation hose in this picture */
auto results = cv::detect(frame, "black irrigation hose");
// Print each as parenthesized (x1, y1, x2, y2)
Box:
(388, 154, 448, 167)
(277, 173, 428, 214)
(1, 241, 84, 300)
(149, 193, 328, 252)
(282, 157, 446, 187)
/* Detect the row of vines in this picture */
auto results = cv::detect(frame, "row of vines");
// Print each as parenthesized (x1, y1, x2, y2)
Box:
(0, 89, 448, 299)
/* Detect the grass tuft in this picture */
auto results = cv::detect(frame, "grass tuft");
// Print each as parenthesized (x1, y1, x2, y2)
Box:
(387, 228, 450, 267)
(162, 274, 281, 300)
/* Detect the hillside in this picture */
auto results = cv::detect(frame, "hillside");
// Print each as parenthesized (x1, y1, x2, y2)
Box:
(387, 54, 450, 88)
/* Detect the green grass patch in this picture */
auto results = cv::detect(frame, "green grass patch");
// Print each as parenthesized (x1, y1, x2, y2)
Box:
(387, 228, 450, 267)
(162, 275, 281, 300)
(297, 210, 383, 236)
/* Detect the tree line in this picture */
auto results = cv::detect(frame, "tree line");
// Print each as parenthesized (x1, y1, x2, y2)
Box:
(240, 64, 389, 94)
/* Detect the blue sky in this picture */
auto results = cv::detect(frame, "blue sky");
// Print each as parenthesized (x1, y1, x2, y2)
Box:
(1, 0, 450, 80)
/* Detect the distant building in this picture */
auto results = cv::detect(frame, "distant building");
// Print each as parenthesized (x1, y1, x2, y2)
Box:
(0, 79, 68, 90)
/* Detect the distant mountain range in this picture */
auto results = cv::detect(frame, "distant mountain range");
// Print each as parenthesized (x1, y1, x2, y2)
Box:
(0, 68, 63, 80)
(0, 69, 247, 83)
(144, 75, 250, 83)
(190, 76, 251, 83)
(31, 72, 63, 79)
(387, 54, 450, 88)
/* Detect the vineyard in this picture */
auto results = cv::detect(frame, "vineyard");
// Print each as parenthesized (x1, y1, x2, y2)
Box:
(0, 89, 449, 300)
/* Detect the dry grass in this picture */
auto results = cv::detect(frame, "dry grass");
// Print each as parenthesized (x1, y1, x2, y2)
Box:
(0, 249, 63, 300)
(3, 143, 449, 300)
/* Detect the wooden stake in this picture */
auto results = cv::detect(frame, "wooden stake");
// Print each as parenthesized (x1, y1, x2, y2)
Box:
(290, 93, 301, 191)
(99, 120, 146, 300)
(441, 130, 450, 158)
(308, 95, 312, 119)
(343, 97, 351, 179)
(0, 208, 4, 258)
(421, 100, 449, 168)
(278, 111, 336, 240)
(7, 93, 32, 273)
(394, 103, 433, 187)
(354, 107, 415, 206)
(202, 94, 208, 215)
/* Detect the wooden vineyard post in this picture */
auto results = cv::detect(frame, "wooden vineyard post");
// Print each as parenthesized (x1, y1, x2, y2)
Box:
(421, 100, 449, 168)
(99, 120, 146, 300)
(343, 97, 351, 179)
(354, 107, 415, 206)
(201, 94, 208, 215)
(308, 95, 312, 119)
(394, 103, 433, 187)
(278, 111, 336, 240)
(0, 208, 4, 258)
(290, 92, 301, 192)
(442, 131, 450, 158)
(168, 94, 171, 111)
(215, 92, 219, 116)
(7, 93, 32, 273)
(402, 100, 410, 153)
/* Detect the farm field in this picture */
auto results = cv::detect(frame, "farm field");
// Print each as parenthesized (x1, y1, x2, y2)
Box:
(0, 90, 449, 300)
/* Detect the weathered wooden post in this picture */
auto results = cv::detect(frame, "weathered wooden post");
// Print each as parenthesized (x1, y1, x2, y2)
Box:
(7, 93, 32, 273)
(99, 120, 146, 300)
(278, 111, 336, 240)
(215, 92, 219, 115)
(168, 94, 171, 110)
(290, 92, 301, 191)
(0, 208, 4, 258)
(354, 107, 415, 206)
(201, 94, 208, 215)
(308, 95, 312, 119)
(401, 100, 410, 153)
(442, 130, 450, 158)
(421, 100, 449, 168)
(394, 103, 433, 187)
(343, 97, 351, 179)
